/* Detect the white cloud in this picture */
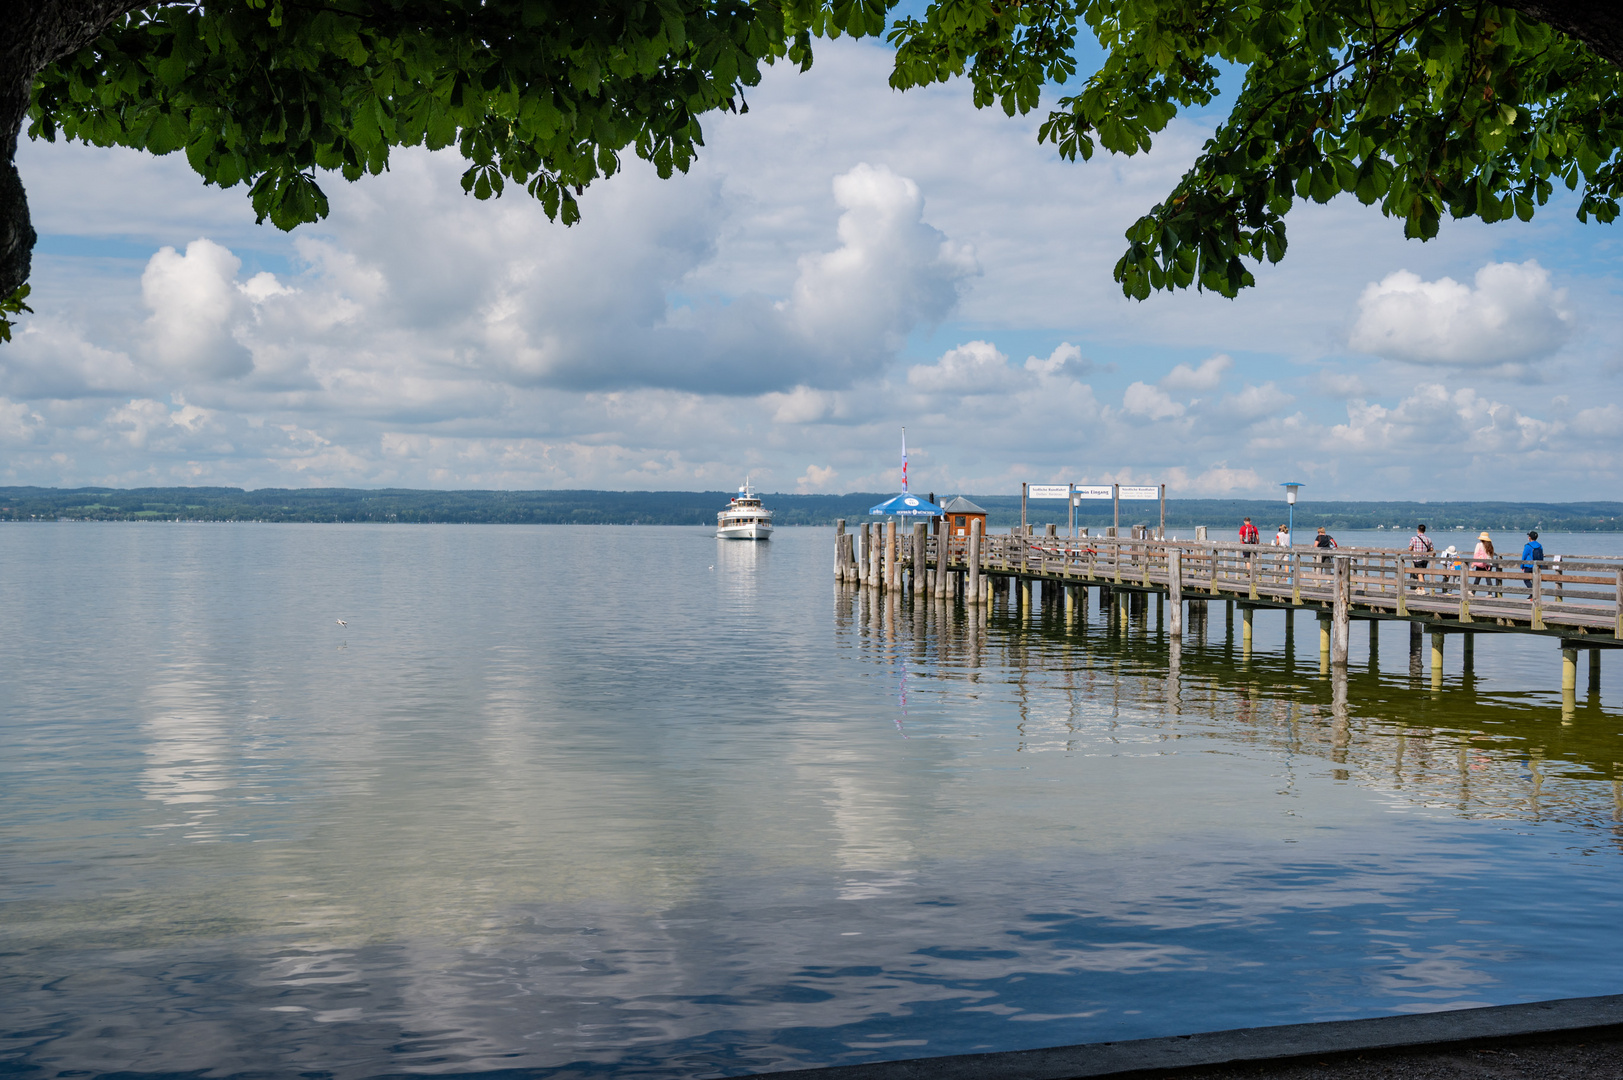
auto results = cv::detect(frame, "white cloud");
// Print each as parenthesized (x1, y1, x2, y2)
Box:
(0, 320, 145, 399)
(0, 398, 45, 445)
(767, 386, 846, 424)
(785, 163, 977, 360)
(1348, 261, 1574, 366)
(1217, 382, 1294, 422)
(1573, 404, 1623, 439)
(1193, 467, 1264, 494)
(141, 239, 254, 380)
(1161, 354, 1233, 394)
(104, 397, 221, 450)
(1122, 381, 1185, 420)
(1328, 384, 1558, 455)
(797, 464, 838, 492)
(907, 340, 1016, 394)
(1315, 371, 1368, 398)
(1024, 342, 1099, 378)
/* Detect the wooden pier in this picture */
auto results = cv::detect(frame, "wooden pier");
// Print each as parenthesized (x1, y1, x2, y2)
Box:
(835, 519, 1623, 696)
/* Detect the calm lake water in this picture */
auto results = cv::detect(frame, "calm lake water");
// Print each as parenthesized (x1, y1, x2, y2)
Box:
(4, 523, 1623, 1079)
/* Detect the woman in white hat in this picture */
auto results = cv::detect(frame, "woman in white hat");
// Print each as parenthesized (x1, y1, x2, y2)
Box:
(1472, 531, 1497, 596)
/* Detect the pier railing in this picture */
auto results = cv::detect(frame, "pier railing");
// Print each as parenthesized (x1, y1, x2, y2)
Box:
(920, 534, 1623, 638)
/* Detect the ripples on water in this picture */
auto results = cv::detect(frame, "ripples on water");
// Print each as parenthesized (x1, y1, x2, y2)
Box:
(3, 524, 1623, 1079)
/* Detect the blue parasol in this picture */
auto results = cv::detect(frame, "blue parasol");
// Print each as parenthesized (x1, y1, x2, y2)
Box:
(869, 493, 944, 516)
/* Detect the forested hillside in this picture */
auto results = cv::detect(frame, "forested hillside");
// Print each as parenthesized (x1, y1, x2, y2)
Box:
(2, 487, 1620, 531)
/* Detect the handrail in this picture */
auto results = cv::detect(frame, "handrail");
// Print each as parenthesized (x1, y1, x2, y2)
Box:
(916, 532, 1623, 638)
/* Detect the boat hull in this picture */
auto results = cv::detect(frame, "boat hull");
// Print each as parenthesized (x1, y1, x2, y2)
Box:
(717, 522, 772, 541)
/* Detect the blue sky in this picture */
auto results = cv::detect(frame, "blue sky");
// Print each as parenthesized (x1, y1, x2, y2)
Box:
(3, 35, 1620, 498)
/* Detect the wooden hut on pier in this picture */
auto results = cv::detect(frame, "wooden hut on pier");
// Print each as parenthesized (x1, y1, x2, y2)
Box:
(941, 496, 987, 540)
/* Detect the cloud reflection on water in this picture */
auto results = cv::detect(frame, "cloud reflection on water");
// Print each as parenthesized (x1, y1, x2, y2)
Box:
(5, 525, 1623, 1079)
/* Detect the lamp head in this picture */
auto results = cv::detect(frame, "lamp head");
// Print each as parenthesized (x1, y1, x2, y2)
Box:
(1281, 481, 1303, 505)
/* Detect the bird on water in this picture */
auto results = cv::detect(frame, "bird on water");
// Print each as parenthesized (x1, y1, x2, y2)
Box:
(336, 619, 347, 627)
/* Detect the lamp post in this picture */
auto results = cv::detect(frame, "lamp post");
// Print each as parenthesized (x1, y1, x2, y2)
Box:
(1281, 482, 1303, 544)
(1282, 482, 1303, 595)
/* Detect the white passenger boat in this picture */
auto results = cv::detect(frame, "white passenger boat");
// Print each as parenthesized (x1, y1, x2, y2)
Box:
(717, 480, 773, 540)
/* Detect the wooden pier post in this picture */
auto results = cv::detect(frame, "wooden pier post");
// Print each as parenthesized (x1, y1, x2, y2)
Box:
(1431, 632, 1446, 678)
(1241, 605, 1253, 645)
(874, 521, 883, 588)
(858, 523, 870, 586)
(1591, 649, 1602, 694)
(968, 519, 983, 603)
(886, 520, 899, 592)
(913, 523, 927, 596)
(1332, 556, 1351, 666)
(1168, 548, 1183, 637)
(1319, 612, 1332, 657)
(870, 522, 883, 587)
(1563, 647, 1579, 692)
(1461, 631, 1474, 675)
(835, 519, 846, 581)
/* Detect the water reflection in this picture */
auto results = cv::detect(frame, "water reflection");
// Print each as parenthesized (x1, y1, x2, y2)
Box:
(832, 579, 1623, 836)
(7, 526, 1623, 1080)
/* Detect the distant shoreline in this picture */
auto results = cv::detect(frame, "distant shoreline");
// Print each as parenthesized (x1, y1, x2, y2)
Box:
(3, 487, 1621, 531)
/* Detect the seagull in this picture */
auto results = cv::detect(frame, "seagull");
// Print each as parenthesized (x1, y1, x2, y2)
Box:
(336, 619, 347, 627)
(708, 565, 714, 570)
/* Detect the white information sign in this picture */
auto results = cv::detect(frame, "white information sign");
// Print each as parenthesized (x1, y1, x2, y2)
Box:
(1027, 485, 1071, 500)
(1073, 486, 1114, 500)
(1119, 485, 1161, 500)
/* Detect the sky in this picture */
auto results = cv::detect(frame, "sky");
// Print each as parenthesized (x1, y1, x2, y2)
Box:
(5, 36, 1622, 500)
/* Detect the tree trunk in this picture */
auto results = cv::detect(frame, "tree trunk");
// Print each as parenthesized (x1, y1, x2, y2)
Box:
(3, 0, 144, 301)
(1507, 1, 1623, 67)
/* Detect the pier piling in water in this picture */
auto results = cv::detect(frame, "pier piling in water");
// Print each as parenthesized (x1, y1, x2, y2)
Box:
(885, 520, 898, 592)
(836, 528, 1620, 699)
(1168, 550, 1183, 637)
(967, 519, 983, 603)
(1332, 556, 1351, 667)
(913, 523, 927, 596)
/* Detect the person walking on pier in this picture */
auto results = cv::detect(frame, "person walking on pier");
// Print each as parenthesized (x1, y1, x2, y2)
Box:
(1521, 531, 1544, 595)
(1408, 523, 1434, 593)
(1314, 526, 1337, 566)
(1472, 532, 1497, 596)
(1273, 524, 1290, 546)
(1239, 517, 1259, 558)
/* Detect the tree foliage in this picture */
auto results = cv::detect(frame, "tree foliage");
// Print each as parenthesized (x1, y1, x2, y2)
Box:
(888, 0, 1623, 298)
(29, 0, 887, 231)
(7, 0, 1621, 346)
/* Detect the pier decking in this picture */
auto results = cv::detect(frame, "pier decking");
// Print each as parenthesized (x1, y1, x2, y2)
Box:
(835, 520, 1623, 695)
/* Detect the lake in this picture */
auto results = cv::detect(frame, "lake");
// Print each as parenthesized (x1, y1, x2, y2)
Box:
(3, 523, 1623, 1079)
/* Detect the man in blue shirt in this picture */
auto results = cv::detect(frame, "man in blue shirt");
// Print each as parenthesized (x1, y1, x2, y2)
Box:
(1521, 531, 1544, 573)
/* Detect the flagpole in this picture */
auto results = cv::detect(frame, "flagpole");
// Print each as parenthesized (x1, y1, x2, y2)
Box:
(901, 427, 908, 493)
